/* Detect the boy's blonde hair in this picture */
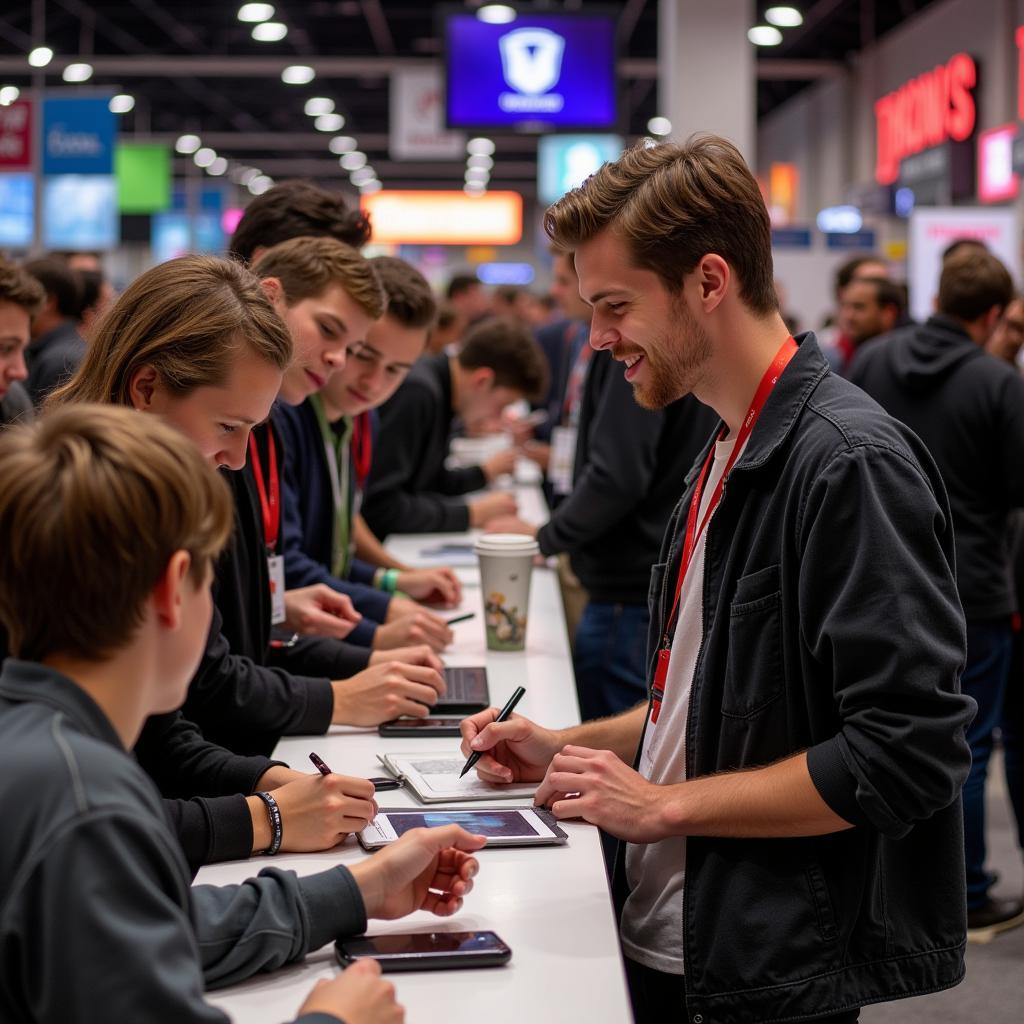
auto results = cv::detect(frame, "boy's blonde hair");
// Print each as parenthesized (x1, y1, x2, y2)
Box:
(0, 405, 233, 661)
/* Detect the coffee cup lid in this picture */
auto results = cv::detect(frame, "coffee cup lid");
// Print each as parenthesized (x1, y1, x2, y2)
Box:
(474, 533, 540, 555)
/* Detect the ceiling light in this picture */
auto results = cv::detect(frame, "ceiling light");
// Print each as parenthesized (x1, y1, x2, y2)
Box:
(748, 25, 783, 46)
(329, 135, 358, 155)
(304, 97, 334, 116)
(0, 86, 20, 106)
(464, 182, 487, 195)
(360, 179, 383, 195)
(340, 150, 366, 171)
(467, 154, 493, 171)
(229, 165, 251, 183)
(647, 116, 672, 136)
(465, 167, 490, 182)
(467, 137, 496, 156)
(238, 3, 275, 21)
(194, 147, 217, 168)
(350, 167, 377, 187)
(240, 167, 261, 185)
(314, 113, 345, 132)
(765, 6, 803, 28)
(477, 5, 516, 25)
(62, 62, 93, 83)
(175, 134, 201, 154)
(28, 47, 53, 68)
(109, 94, 135, 114)
(249, 174, 274, 195)
(207, 157, 229, 176)
(281, 65, 314, 85)
(252, 22, 288, 42)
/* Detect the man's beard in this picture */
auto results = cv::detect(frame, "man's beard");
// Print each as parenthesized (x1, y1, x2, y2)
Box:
(632, 299, 712, 410)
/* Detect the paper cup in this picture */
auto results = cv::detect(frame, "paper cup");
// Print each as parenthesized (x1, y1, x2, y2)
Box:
(474, 534, 539, 651)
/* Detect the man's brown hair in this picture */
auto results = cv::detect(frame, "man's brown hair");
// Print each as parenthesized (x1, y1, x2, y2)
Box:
(544, 134, 778, 315)
(253, 236, 386, 320)
(457, 317, 548, 402)
(0, 404, 233, 662)
(0, 256, 45, 317)
(48, 255, 291, 409)
(370, 256, 437, 329)
(938, 251, 1014, 323)
(228, 180, 372, 263)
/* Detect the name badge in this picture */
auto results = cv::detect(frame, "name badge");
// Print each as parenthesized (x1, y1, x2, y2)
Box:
(267, 554, 286, 625)
(549, 425, 578, 496)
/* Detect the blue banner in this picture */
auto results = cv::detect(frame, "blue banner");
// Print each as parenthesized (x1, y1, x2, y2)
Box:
(42, 97, 116, 175)
(771, 227, 813, 249)
(826, 230, 877, 251)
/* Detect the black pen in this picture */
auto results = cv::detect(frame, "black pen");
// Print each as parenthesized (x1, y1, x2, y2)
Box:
(459, 686, 526, 779)
(446, 612, 475, 625)
(309, 751, 331, 776)
(311, 751, 401, 791)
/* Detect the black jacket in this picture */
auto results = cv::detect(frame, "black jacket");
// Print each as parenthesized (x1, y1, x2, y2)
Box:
(849, 314, 1024, 619)
(363, 353, 488, 538)
(615, 334, 974, 1023)
(536, 349, 718, 604)
(0, 382, 33, 426)
(183, 422, 373, 757)
(24, 320, 86, 407)
(0, 659, 364, 1024)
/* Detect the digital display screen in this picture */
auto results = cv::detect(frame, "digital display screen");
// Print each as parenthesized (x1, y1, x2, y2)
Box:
(445, 11, 616, 129)
(345, 931, 507, 957)
(43, 175, 117, 250)
(389, 809, 540, 839)
(0, 174, 34, 249)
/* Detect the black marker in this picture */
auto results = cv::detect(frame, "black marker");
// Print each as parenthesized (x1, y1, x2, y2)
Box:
(446, 612, 475, 625)
(459, 686, 526, 779)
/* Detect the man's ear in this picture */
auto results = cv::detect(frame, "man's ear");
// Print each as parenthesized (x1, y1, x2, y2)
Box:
(128, 364, 159, 412)
(695, 254, 730, 314)
(260, 276, 285, 311)
(151, 550, 192, 630)
(470, 366, 495, 391)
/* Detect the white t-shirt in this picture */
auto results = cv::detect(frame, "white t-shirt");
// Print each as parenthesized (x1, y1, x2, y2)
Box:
(620, 436, 740, 975)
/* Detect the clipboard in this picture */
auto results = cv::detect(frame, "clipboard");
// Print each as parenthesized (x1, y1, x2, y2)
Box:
(376, 751, 538, 804)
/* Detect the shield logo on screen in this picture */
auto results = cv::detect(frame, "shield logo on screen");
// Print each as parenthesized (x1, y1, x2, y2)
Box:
(499, 28, 565, 96)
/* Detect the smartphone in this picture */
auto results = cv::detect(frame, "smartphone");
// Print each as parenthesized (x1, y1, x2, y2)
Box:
(335, 930, 512, 972)
(378, 717, 465, 737)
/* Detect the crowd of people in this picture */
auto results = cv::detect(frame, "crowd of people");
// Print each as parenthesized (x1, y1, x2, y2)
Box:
(0, 138, 1020, 1023)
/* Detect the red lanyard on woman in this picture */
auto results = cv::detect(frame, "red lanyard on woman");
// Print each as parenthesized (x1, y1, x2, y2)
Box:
(248, 429, 280, 552)
(351, 411, 372, 493)
(650, 336, 798, 723)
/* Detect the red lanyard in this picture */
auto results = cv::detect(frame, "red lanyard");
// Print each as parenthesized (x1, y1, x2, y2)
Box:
(651, 336, 798, 721)
(248, 429, 280, 552)
(351, 411, 372, 492)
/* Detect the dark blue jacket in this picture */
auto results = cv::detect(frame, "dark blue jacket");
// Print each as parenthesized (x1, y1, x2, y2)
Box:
(273, 400, 390, 632)
(615, 334, 974, 1022)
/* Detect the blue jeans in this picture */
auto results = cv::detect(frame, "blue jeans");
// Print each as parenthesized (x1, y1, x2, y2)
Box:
(962, 619, 1013, 909)
(573, 602, 650, 722)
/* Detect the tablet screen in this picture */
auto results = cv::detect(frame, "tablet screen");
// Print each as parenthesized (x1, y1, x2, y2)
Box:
(389, 809, 539, 839)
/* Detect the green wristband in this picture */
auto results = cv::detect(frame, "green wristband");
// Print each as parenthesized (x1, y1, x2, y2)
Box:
(382, 568, 399, 594)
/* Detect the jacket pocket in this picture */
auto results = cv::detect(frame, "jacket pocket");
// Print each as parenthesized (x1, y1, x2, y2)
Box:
(721, 564, 783, 719)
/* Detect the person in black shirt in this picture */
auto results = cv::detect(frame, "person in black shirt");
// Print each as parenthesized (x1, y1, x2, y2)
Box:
(23, 257, 87, 406)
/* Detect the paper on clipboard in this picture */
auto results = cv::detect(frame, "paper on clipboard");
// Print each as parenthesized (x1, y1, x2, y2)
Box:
(377, 751, 537, 804)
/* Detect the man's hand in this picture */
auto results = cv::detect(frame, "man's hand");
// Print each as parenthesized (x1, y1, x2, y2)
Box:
(482, 448, 518, 482)
(283, 585, 362, 640)
(469, 491, 518, 528)
(297, 961, 403, 1024)
(368, 644, 444, 672)
(534, 745, 667, 844)
(332, 662, 446, 726)
(459, 708, 563, 784)
(349, 825, 486, 920)
(484, 515, 537, 537)
(248, 773, 378, 853)
(375, 604, 453, 652)
(522, 440, 551, 471)
(394, 568, 462, 608)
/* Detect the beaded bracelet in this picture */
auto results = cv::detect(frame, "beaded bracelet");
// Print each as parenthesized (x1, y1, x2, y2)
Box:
(254, 790, 283, 855)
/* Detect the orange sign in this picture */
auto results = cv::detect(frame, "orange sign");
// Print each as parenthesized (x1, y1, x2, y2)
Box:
(361, 191, 523, 245)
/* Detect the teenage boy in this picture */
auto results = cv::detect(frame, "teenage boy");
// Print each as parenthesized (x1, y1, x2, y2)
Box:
(0, 403, 485, 1024)
(461, 136, 975, 1023)
(0, 257, 43, 428)
(850, 249, 1024, 935)
(276, 256, 465, 641)
(22, 257, 86, 406)
(489, 249, 718, 719)
(363, 317, 549, 538)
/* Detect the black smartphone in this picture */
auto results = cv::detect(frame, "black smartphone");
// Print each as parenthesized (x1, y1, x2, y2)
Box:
(378, 717, 465, 737)
(335, 930, 512, 972)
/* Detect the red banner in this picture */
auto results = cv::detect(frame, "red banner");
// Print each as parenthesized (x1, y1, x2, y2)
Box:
(0, 100, 32, 170)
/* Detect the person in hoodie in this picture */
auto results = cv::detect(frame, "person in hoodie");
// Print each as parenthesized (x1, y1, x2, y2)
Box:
(850, 248, 1024, 937)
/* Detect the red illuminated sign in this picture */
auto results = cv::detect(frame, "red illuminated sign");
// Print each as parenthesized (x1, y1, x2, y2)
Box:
(874, 53, 977, 186)
(0, 100, 32, 170)
(977, 124, 1019, 203)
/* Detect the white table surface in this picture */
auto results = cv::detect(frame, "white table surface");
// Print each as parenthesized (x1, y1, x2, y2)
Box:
(196, 477, 633, 1023)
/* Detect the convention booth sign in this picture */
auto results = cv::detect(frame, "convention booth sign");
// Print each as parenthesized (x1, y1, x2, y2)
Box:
(907, 207, 1019, 323)
(361, 190, 523, 245)
(0, 99, 32, 169)
(537, 134, 622, 205)
(390, 66, 465, 160)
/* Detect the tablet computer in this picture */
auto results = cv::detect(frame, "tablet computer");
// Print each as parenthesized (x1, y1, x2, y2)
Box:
(433, 666, 489, 715)
(358, 806, 567, 850)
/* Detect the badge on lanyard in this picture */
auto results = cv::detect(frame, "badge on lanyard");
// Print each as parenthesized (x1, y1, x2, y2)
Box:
(267, 554, 287, 625)
(549, 425, 577, 496)
(249, 430, 287, 626)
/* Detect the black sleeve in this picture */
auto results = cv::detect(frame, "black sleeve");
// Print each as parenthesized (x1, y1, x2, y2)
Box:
(182, 608, 335, 757)
(362, 381, 483, 537)
(537, 361, 665, 557)
(268, 635, 371, 680)
(162, 794, 256, 876)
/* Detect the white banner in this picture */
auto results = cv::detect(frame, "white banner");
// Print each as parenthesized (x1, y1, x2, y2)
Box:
(390, 66, 465, 161)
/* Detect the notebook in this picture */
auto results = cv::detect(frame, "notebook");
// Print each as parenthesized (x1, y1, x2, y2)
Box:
(376, 751, 538, 804)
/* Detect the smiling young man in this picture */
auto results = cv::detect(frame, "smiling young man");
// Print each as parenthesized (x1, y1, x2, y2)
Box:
(459, 136, 975, 1023)
(0, 257, 44, 428)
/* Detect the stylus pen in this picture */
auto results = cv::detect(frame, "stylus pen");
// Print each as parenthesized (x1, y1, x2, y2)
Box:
(309, 751, 331, 776)
(311, 751, 402, 792)
(446, 612, 475, 625)
(459, 686, 526, 778)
